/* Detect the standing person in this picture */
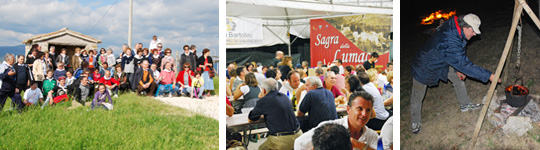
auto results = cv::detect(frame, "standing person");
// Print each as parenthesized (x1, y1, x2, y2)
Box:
(14, 55, 32, 93)
(180, 45, 197, 72)
(273, 50, 284, 67)
(106, 48, 116, 68)
(0, 54, 25, 112)
(56, 48, 70, 69)
(410, 13, 499, 133)
(121, 48, 135, 90)
(155, 62, 176, 97)
(32, 52, 46, 89)
(91, 83, 113, 110)
(97, 48, 107, 68)
(87, 50, 97, 73)
(133, 60, 157, 96)
(363, 52, 378, 70)
(160, 48, 176, 72)
(44, 52, 54, 71)
(248, 78, 303, 150)
(71, 48, 82, 71)
(80, 49, 89, 62)
(149, 35, 161, 50)
(190, 44, 198, 59)
(335, 59, 344, 74)
(26, 48, 37, 68)
(48, 46, 57, 70)
(197, 48, 214, 97)
(279, 56, 293, 82)
(156, 43, 164, 58)
(176, 63, 194, 97)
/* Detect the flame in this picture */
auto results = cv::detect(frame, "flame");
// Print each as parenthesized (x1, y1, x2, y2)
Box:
(421, 10, 456, 25)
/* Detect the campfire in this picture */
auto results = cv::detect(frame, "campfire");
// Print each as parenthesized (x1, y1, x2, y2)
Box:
(421, 10, 456, 25)
(485, 93, 540, 136)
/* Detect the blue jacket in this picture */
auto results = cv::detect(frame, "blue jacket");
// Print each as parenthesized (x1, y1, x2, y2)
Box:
(411, 16, 491, 86)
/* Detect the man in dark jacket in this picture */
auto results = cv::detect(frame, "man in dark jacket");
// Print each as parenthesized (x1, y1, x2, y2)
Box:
(180, 45, 197, 71)
(133, 60, 156, 96)
(0, 54, 25, 112)
(410, 14, 499, 134)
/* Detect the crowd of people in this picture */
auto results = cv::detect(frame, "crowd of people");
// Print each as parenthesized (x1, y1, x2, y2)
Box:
(226, 50, 394, 149)
(0, 35, 216, 112)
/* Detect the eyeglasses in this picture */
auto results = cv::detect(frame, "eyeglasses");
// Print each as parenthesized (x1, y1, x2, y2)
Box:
(158, 46, 162, 48)
(184, 66, 189, 68)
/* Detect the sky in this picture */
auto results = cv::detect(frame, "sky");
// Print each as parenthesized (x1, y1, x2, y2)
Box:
(0, 0, 219, 57)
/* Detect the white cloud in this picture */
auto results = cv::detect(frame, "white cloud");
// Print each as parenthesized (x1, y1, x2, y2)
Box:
(0, 0, 219, 56)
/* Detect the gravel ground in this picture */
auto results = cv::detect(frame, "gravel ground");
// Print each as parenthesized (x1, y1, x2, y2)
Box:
(155, 95, 219, 120)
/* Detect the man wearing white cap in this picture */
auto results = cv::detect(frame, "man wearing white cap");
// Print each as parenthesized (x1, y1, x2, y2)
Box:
(409, 13, 500, 134)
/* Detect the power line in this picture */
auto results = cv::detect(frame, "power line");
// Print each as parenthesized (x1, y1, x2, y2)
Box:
(90, 0, 119, 30)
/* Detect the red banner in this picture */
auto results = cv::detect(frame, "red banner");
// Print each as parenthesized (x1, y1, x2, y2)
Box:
(310, 18, 390, 70)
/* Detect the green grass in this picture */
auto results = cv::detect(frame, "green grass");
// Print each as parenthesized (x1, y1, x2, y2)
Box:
(0, 93, 218, 149)
(213, 77, 219, 95)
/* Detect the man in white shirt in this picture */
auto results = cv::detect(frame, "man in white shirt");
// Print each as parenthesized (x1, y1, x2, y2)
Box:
(295, 91, 379, 150)
(149, 35, 161, 50)
(279, 71, 303, 98)
(358, 72, 389, 130)
(335, 59, 344, 74)
(23, 82, 43, 105)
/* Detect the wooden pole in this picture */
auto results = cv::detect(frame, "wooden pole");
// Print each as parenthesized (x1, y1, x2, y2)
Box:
(470, 1, 523, 148)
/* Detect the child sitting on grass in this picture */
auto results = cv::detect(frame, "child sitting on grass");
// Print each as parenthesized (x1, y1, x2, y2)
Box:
(23, 82, 43, 106)
(91, 83, 113, 110)
(191, 70, 204, 99)
(42, 70, 56, 97)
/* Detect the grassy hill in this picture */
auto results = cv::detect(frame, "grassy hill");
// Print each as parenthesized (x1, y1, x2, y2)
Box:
(0, 92, 218, 149)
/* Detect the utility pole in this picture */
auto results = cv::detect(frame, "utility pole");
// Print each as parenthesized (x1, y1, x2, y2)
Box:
(128, 0, 133, 48)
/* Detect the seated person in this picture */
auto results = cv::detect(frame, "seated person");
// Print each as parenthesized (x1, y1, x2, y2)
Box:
(191, 70, 204, 99)
(92, 67, 102, 82)
(42, 70, 57, 97)
(176, 63, 194, 97)
(65, 71, 76, 87)
(72, 76, 91, 105)
(233, 73, 261, 108)
(295, 91, 379, 150)
(23, 82, 43, 106)
(113, 65, 129, 94)
(151, 63, 160, 84)
(297, 76, 338, 130)
(134, 60, 157, 96)
(42, 76, 69, 109)
(91, 83, 113, 110)
(99, 62, 115, 79)
(249, 78, 302, 150)
(312, 123, 352, 150)
(97, 70, 120, 98)
(53, 62, 67, 80)
(155, 62, 176, 97)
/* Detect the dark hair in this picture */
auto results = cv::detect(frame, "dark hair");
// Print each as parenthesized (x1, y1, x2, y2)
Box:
(371, 52, 379, 58)
(102, 62, 108, 66)
(345, 66, 353, 73)
(183, 62, 191, 69)
(315, 68, 324, 76)
(287, 71, 299, 81)
(202, 48, 210, 55)
(183, 45, 190, 50)
(35, 51, 45, 59)
(330, 66, 339, 74)
(236, 66, 245, 76)
(245, 73, 258, 87)
(251, 67, 258, 72)
(312, 123, 352, 150)
(194, 70, 202, 76)
(356, 67, 366, 73)
(30, 81, 37, 86)
(336, 59, 342, 64)
(348, 91, 373, 107)
(265, 69, 276, 78)
(386, 61, 393, 67)
(357, 72, 370, 85)
(165, 48, 172, 54)
(345, 75, 363, 93)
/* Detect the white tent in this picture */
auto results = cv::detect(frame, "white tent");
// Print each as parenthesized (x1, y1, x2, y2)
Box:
(226, 0, 393, 55)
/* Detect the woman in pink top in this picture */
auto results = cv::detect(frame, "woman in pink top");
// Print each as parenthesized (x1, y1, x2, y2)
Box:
(155, 62, 176, 97)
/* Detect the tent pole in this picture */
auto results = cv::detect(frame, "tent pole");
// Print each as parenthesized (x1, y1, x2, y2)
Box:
(471, 1, 523, 148)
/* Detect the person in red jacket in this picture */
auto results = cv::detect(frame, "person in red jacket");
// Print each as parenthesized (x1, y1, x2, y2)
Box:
(176, 63, 194, 97)
(97, 70, 120, 98)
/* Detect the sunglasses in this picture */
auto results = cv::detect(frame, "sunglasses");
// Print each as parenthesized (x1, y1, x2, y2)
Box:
(184, 66, 189, 68)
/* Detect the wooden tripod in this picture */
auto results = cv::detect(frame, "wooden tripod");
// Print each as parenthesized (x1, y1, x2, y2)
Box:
(471, 0, 540, 148)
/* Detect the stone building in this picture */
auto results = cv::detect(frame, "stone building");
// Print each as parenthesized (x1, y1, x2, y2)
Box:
(22, 27, 102, 56)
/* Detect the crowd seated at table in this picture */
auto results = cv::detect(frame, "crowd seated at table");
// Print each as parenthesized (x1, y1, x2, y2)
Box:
(226, 51, 394, 149)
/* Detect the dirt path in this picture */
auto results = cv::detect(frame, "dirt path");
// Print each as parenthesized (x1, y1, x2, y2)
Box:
(154, 96, 219, 120)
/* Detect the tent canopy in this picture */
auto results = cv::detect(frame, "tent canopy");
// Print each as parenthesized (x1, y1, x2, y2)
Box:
(226, 0, 393, 50)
